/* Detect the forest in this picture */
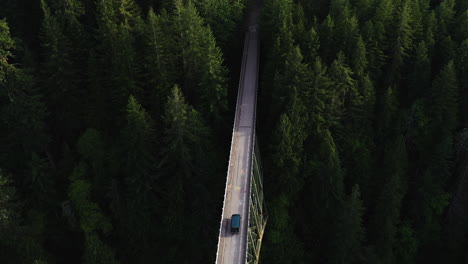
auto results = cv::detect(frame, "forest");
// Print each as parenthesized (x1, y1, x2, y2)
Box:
(0, 0, 467, 263)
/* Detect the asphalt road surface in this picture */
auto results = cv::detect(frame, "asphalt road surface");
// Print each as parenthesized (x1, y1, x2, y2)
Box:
(215, 5, 260, 264)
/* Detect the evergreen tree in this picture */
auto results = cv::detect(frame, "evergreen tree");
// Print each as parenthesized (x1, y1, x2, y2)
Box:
(89, 0, 142, 130)
(369, 135, 408, 264)
(327, 52, 357, 131)
(0, 169, 48, 263)
(336, 185, 365, 264)
(40, 0, 85, 144)
(457, 40, 468, 125)
(174, 0, 228, 124)
(436, 0, 456, 36)
(193, 0, 244, 50)
(144, 8, 175, 117)
(407, 41, 430, 102)
(385, 0, 415, 86)
(409, 62, 458, 261)
(0, 18, 14, 83)
(68, 164, 119, 264)
(302, 129, 345, 263)
(302, 27, 320, 64)
(120, 96, 157, 262)
(159, 85, 215, 262)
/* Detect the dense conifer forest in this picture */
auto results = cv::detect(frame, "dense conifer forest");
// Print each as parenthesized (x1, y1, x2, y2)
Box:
(0, 0, 467, 263)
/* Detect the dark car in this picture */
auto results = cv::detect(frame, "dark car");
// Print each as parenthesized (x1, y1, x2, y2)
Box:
(230, 214, 241, 233)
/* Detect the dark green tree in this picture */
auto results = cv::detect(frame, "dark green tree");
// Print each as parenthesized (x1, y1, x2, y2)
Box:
(369, 135, 408, 264)
(120, 96, 157, 262)
(144, 8, 175, 117)
(174, 0, 228, 124)
(68, 164, 119, 264)
(159, 85, 216, 262)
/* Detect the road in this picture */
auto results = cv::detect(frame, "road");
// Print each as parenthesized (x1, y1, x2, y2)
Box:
(215, 4, 260, 264)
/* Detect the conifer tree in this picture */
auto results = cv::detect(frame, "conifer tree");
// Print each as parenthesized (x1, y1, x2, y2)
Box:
(121, 96, 157, 261)
(369, 135, 407, 264)
(336, 185, 365, 264)
(457, 40, 468, 125)
(0, 19, 14, 83)
(386, 0, 415, 86)
(319, 15, 336, 63)
(174, 0, 228, 123)
(159, 85, 214, 262)
(327, 52, 357, 130)
(408, 41, 430, 101)
(436, 0, 456, 36)
(307, 57, 332, 129)
(90, 0, 142, 130)
(302, 129, 345, 263)
(68, 164, 119, 264)
(144, 8, 175, 117)
(302, 27, 320, 64)
(409, 62, 458, 258)
(40, 0, 85, 142)
(192, 0, 244, 49)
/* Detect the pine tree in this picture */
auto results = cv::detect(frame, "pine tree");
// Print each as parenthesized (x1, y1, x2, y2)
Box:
(120, 96, 157, 261)
(192, 0, 244, 50)
(327, 52, 357, 131)
(90, 0, 142, 130)
(409, 62, 458, 260)
(174, 0, 228, 123)
(0, 170, 21, 263)
(350, 35, 368, 78)
(434, 35, 455, 73)
(436, 0, 456, 36)
(159, 85, 215, 262)
(319, 15, 335, 63)
(362, 20, 386, 80)
(0, 19, 14, 83)
(335, 185, 365, 264)
(408, 41, 430, 102)
(268, 86, 308, 195)
(369, 135, 407, 264)
(385, 0, 415, 86)
(0, 19, 50, 202)
(351, 0, 374, 23)
(455, 10, 468, 43)
(307, 57, 332, 129)
(457, 40, 468, 125)
(302, 27, 320, 64)
(262, 0, 293, 47)
(144, 8, 175, 117)
(302, 129, 345, 263)
(68, 164, 119, 264)
(423, 10, 437, 57)
(40, 0, 85, 143)
(263, 193, 305, 264)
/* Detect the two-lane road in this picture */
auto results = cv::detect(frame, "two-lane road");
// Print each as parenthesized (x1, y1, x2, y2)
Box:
(215, 5, 260, 264)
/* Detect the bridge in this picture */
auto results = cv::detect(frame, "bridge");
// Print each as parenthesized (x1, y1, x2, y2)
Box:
(215, 1, 267, 264)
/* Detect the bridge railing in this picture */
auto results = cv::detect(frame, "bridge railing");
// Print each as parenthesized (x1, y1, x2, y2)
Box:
(246, 26, 267, 264)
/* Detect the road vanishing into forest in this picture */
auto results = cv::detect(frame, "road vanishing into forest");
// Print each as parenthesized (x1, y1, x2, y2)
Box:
(215, 3, 260, 264)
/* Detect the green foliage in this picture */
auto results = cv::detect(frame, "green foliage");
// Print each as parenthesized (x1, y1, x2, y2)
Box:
(0, 19, 14, 83)
(174, 0, 228, 123)
(68, 164, 119, 264)
(1, 0, 468, 263)
(193, 0, 244, 49)
(261, 0, 468, 262)
(394, 223, 418, 264)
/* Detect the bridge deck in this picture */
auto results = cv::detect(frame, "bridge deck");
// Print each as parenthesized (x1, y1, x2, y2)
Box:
(215, 6, 259, 264)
